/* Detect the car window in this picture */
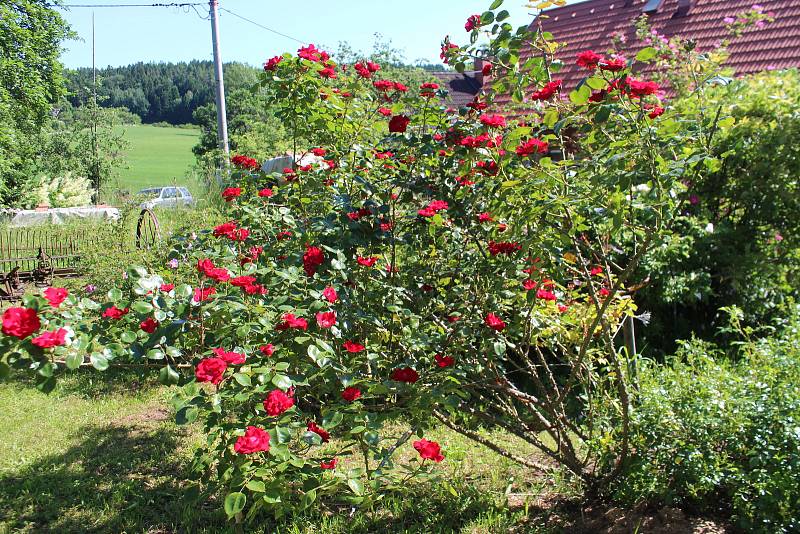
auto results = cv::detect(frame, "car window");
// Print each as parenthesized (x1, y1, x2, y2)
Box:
(179, 188, 191, 197)
(162, 187, 178, 198)
(138, 188, 162, 199)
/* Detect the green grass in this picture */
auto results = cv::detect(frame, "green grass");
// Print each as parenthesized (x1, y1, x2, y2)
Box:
(110, 124, 201, 195)
(0, 372, 583, 533)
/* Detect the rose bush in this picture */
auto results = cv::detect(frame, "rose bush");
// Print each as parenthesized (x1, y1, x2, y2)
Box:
(0, 0, 731, 522)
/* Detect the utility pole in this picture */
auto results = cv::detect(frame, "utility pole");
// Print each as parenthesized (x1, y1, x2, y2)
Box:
(209, 0, 230, 162)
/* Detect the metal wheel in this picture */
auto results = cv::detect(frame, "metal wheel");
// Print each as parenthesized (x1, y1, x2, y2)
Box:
(136, 208, 161, 249)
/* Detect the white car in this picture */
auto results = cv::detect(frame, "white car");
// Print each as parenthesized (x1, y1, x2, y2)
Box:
(137, 187, 195, 209)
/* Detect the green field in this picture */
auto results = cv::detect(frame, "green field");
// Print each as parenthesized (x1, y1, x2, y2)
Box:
(111, 124, 200, 195)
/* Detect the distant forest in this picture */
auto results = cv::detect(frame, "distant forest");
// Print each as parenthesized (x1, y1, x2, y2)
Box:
(65, 58, 448, 126)
(64, 61, 256, 125)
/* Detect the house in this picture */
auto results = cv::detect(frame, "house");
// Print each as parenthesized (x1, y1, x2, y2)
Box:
(490, 0, 800, 108)
(430, 60, 486, 108)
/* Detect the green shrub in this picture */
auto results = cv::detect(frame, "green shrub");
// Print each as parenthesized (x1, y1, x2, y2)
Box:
(635, 69, 800, 354)
(600, 308, 800, 532)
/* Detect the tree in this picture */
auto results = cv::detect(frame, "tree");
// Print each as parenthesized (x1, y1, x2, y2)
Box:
(0, 0, 73, 206)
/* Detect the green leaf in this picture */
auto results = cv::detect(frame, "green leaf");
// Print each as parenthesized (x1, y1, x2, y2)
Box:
(159, 365, 180, 386)
(234, 373, 252, 386)
(224, 492, 246, 518)
(90, 352, 109, 371)
(146, 349, 165, 360)
(586, 76, 606, 90)
(496, 9, 509, 21)
(635, 47, 657, 62)
(175, 405, 198, 425)
(132, 301, 154, 314)
(347, 478, 365, 496)
(271, 374, 292, 389)
(107, 288, 123, 302)
(569, 85, 591, 105)
(489, 0, 503, 9)
(246, 480, 266, 493)
(65, 352, 83, 370)
(301, 489, 317, 509)
(120, 330, 137, 343)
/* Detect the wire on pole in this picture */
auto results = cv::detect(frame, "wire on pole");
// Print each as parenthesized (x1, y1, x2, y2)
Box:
(218, 7, 307, 45)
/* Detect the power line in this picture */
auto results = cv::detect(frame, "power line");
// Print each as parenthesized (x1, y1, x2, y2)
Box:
(219, 7, 306, 45)
(59, 3, 204, 8)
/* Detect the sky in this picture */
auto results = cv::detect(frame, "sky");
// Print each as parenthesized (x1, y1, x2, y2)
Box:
(57, 0, 557, 69)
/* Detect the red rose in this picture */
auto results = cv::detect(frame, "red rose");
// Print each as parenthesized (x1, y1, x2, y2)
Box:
(193, 286, 216, 302)
(482, 63, 492, 76)
(576, 50, 603, 70)
(259, 344, 275, 356)
(485, 313, 506, 331)
(343, 340, 365, 353)
(221, 187, 242, 202)
(523, 279, 538, 291)
(530, 79, 562, 101)
(31, 328, 67, 348)
(465, 14, 481, 32)
(307, 421, 330, 442)
(479, 114, 506, 128)
(624, 77, 659, 98)
(648, 105, 665, 119)
(160, 283, 175, 292)
(2, 307, 41, 339)
(319, 66, 337, 79)
(102, 305, 129, 320)
(263, 55, 283, 72)
(258, 187, 274, 197)
(195, 357, 228, 385)
(322, 286, 338, 303)
(487, 241, 521, 256)
(356, 256, 379, 267)
(515, 138, 548, 157)
(413, 439, 444, 462)
(276, 312, 308, 331)
(43, 287, 68, 308)
(434, 354, 455, 368)
(234, 426, 271, 454)
(388, 115, 410, 133)
(377, 107, 392, 117)
(140, 317, 159, 333)
(315, 311, 337, 329)
(599, 57, 626, 72)
(303, 245, 325, 277)
(212, 347, 246, 365)
(320, 459, 337, 469)
(341, 386, 362, 402)
(391, 367, 419, 383)
(264, 388, 294, 416)
(231, 155, 260, 170)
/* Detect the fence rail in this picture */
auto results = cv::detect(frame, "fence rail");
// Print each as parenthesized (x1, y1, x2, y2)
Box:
(0, 228, 93, 272)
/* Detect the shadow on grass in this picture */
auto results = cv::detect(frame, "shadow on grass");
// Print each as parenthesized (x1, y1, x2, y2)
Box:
(0, 417, 525, 533)
(0, 422, 221, 533)
(6, 366, 164, 400)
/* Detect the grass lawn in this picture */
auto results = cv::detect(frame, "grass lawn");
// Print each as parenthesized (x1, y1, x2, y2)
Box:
(110, 124, 201, 196)
(0, 372, 580, 533)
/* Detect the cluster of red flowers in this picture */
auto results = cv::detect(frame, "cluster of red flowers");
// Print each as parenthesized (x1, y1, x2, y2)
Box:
(103, 305, 129, 320)
(479, 113, 506, 128)
(303, 245, 325, 277)
(515, 138, 549, 157)
(530, 79, 562, 101)
(297, 44, 329, 63)
(231, 154, 260, 170)
(347, 207, 373, 221)
(221, 187, 242, 202)
(488, 240, 522, 256)
(213, 221, 249, 242)
(576, 50, 626, 72)
(419, 82, 440, 98)
(197, 258, 230, 283)
(373, 79, 407, 92)
(276, 312, 308, 331)
(354, 60, 381, 78)
(418, 200, 449, 218)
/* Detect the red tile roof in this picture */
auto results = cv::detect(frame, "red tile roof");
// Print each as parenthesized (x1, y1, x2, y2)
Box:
(492, 0, 800, 108)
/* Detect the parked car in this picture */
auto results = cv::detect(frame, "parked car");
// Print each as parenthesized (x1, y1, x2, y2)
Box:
(137, 187, 194, 209)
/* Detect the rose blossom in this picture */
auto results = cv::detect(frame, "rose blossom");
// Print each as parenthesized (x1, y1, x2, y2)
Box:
(195, 357, 227, 385)
(31, 328, 68, 348)
(234, 426, 271, 454)
(315, 311, 337, 329)
(307, 421, 330, 442)
(413, 439, 444, 462)
(391, 367, 419, 383)
(341, 386, 362, 402)
(485, 312, 506, 331)
(264, 388, 294, 416)
(43, 287, 68, 308)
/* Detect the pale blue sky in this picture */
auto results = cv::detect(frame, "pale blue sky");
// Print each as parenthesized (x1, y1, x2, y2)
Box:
(57, 0, 569, 68)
